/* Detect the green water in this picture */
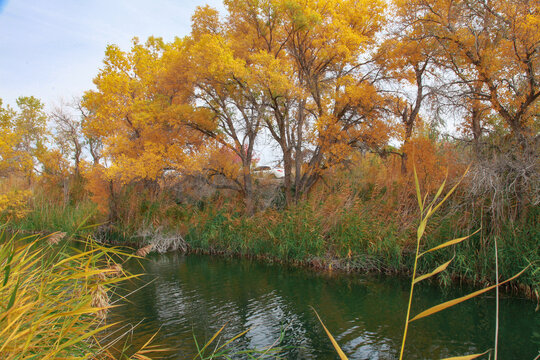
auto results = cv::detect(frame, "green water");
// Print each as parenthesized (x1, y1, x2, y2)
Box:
(109, 253, 539, 359)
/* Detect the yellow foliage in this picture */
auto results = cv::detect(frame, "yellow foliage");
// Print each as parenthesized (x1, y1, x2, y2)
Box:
(0, 189, 31, 220)
(82, 38, 206, 185)
(82, 164, 111, 215)
(403, 135, 448, 193)
(0, 98, 44, 179)
(397, 0, 540, 139)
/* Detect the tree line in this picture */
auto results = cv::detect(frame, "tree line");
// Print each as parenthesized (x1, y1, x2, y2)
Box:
(1, 0, 538, 219)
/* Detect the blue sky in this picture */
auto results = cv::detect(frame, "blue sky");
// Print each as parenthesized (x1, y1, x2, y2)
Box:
(0, 0, 279, 164)
(0, 0, 222, 107)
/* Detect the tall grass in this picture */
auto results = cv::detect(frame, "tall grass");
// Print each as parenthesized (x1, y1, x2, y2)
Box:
(15, 172, 537, 299)
(6, 195, 99, 237)
(9, 153, 538, 299)
(315, 168, 531, 360)
(0, 229, 161, 359)
(175, 171, 538, 298)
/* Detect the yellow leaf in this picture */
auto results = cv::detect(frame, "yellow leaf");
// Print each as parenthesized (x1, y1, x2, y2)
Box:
(413, 257, 454, 284)
(413, 165, 423, 213)
(425, 165, 470, 219)
(410, 266, 529, 322)
(312, 307, 348, 360)
(417, 216, 428, 240)
(419, 229, 481, 257)
(425, 176, 446, 211)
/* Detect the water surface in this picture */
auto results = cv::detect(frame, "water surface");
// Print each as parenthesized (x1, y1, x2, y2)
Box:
(109, 253, 539, 359)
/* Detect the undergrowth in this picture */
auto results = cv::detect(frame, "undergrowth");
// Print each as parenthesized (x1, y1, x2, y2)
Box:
(7, 164, 539, 300)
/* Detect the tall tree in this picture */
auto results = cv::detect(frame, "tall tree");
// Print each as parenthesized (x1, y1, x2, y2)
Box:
(377, 35, 439, 174)
(0, 97, 49, 182)
(0, 100, 21, 177)
(169, 8, 269, 213)
(50, 101, 84, 177)
(209, 0, 389, 203)
(82, 37, 205, 185)
(398, 0, 540, 147)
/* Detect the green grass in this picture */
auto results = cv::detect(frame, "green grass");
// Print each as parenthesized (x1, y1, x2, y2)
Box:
(10, 182, 538, 300)
(6, 196, 99, 237)
(180, 199, 539, 299)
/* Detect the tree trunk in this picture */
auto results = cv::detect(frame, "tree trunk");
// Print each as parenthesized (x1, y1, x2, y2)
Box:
(401, 123, 413, 175)
(242, 158, 255, 215)
(401, 151, 408, 175)
(294, 99, 306, 202)
(108, 180, 118, 223)
(282, 147, 293, 206)
(63, 177, 70, 206)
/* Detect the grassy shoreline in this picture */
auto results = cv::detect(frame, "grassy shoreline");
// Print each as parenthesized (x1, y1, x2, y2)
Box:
(8, 197, 538, 301)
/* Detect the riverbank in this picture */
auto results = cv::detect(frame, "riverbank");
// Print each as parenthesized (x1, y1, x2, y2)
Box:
(172, 199, 540, 301)
(8, 193, 539, 302)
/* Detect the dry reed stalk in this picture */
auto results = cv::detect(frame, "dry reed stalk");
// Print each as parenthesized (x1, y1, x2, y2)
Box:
(92, 284, 110, 320)
(136, 243, 154, 257)
(107, 263, 123, 277)
(46, 231, 66, 245)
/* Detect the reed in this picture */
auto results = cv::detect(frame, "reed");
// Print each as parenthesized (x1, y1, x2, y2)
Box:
(192, 323, 285, 359)
(315, 167, 530, 360)
(6, 195, 99, 236)
(0, 229, 160, 359)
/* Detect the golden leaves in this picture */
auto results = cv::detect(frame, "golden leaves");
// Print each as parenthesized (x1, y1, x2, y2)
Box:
(0, 190, 32, 220)
(398, 0, 539, 137)
(82, 38, 207, 186)
(0, 97, 49, 180)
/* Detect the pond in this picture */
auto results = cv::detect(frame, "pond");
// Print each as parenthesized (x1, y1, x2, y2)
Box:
(108, 253, 539, 359)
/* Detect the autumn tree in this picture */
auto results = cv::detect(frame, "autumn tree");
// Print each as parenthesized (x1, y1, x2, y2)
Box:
(167, 8, 269, 213)
(284, 0, 388, 199)
(0, 100, 21, 177)
(461, 81, 492, 151)
(82, 37, 205, 185)
(398, 0, 540, 146)
(377, 33, 441, 174)
(74, 100, 103, 166)
(50, 100, 84, 177)
(391, 0, 539, 220)
(82, 37, 207, 219)
(0, 98, 46, 216)
(0, 97, 49, 183)
(190, 0, 390, 204)
(41, 100, 92, 203)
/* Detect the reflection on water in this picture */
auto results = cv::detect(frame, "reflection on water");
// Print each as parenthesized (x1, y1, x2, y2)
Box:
(108, 253, 539, 359)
